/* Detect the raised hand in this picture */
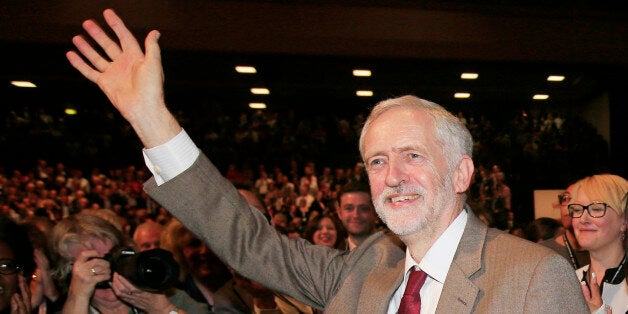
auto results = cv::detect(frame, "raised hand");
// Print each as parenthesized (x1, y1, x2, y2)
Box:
(68, 250, 111, 301)
(66, 9, 181, 148)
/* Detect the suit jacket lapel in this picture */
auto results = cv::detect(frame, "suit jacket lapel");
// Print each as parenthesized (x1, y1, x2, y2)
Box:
(436, 211, 486, 313)
(357, 259, 405, 313)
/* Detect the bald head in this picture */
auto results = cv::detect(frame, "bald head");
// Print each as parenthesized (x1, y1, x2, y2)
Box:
(133, 221, 163, 251)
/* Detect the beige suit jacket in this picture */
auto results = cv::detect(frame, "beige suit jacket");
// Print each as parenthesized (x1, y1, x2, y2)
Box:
(145, 153, 588, 313)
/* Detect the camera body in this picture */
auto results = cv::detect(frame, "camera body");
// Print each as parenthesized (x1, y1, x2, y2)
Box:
(96, 247, 180, 292)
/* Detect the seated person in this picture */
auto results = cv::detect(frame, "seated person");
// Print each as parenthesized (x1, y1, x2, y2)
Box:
(49, 213, 209, 313)
(160, 219, 245, 312)
(132, 221, 163, 252)
(21, 216, 61, 312)
(302, 214, 347, 249)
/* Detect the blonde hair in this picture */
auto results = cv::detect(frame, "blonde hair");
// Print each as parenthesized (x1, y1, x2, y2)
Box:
(571, 174, 628, 217)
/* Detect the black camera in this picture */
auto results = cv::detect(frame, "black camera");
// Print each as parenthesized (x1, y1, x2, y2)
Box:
(95, 247, 180, 292)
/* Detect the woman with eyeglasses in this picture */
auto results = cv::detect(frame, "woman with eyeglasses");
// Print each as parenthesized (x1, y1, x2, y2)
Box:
(569, 174, 627, 313)
(0, 216, 35, 314)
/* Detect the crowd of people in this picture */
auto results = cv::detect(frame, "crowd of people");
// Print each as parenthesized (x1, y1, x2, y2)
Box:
(1, 85, 610, 224)
(0, 115, 624, 313)
(0, 8, 624, 314)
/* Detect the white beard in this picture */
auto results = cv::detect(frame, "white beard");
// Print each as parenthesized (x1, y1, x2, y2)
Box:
(374, 173, 454, 237)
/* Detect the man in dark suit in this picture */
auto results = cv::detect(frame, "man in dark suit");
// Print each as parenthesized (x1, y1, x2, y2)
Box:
(66, 9, 589, 313)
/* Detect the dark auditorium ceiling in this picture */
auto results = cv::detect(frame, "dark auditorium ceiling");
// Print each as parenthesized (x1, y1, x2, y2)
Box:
(1, 0, 627, 117)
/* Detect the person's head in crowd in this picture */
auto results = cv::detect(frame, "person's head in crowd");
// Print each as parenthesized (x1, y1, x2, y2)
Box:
(160, 219, 231, 291)
(0, 216, 35, 312)
(524, 217, 562, 243)
(50, 214, 135, 293)
(21, 216, 59, 311)
(359, 95, 473, 242)
(132, 221, 163, 252)
(303, 214, 346, 249)
(274, 224, 301, 239)
(271, 212, 288, 229)
(508, 224, 526, 238)
(336, 182, 377, 250)
(570, 174, 627, 252)
(558, 184, 576, 231)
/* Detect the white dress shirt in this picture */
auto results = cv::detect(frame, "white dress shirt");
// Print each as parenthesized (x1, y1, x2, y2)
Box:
(387, 210, 468, 314)
(142, 129, 199, 185)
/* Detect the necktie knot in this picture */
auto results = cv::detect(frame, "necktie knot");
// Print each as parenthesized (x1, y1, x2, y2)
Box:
(398, 269, 428, 314)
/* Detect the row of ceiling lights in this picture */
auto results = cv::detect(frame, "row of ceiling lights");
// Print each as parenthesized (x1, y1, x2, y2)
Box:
(235, 65, 566, 109)
(8, 69, 566, 112)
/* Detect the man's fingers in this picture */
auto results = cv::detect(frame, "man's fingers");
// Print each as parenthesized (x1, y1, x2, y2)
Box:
(82, 19, 122, 60)
(103, 9, 142, 55)
(66, 51, 100, 83)
(145, 30, 163, 70)
(72, 35, 110, 71)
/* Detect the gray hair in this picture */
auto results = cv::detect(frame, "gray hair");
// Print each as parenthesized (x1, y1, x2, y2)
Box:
(359, 95, 473, 171)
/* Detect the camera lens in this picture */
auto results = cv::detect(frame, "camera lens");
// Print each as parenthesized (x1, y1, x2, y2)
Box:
(135, 249, 179, 291)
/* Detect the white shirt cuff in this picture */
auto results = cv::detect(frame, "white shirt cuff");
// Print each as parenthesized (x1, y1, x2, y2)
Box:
(142, 129, 199, 185)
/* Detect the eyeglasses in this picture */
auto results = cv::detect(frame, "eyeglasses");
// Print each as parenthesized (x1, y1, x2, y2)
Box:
(0, 259, 22, 275)
(567, 202, 611, 218)
(558, 192, 571, 205)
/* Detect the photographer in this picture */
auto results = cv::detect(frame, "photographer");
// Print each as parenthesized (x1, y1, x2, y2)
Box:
(49, 213, 209, 314)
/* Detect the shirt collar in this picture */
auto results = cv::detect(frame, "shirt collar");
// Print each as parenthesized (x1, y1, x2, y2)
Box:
(403, 209, 468, 283)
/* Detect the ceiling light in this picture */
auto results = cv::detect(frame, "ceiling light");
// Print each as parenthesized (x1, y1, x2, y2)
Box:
(460, 73, 478, 80)
(235, 66, 257, 74)
(353, 69, 371, 77)
(251, 88, 270, 95)
(547, 75, 565, 82)
(11, 80, 37, 88)
(356, 90, 373, 97)
(454, 92, 471, 99)
(533, 94, 549, 100)
(64, 108, 77, 115)
(249, 103, 266, 109)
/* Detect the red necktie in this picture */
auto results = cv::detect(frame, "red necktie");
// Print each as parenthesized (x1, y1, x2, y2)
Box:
(398, 269, 428, 314)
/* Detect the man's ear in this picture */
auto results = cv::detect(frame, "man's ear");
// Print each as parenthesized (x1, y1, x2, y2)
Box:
(452, 155, 474, 194)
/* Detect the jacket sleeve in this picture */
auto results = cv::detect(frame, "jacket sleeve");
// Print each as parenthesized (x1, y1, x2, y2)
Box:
(144, 152, 349, 309)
